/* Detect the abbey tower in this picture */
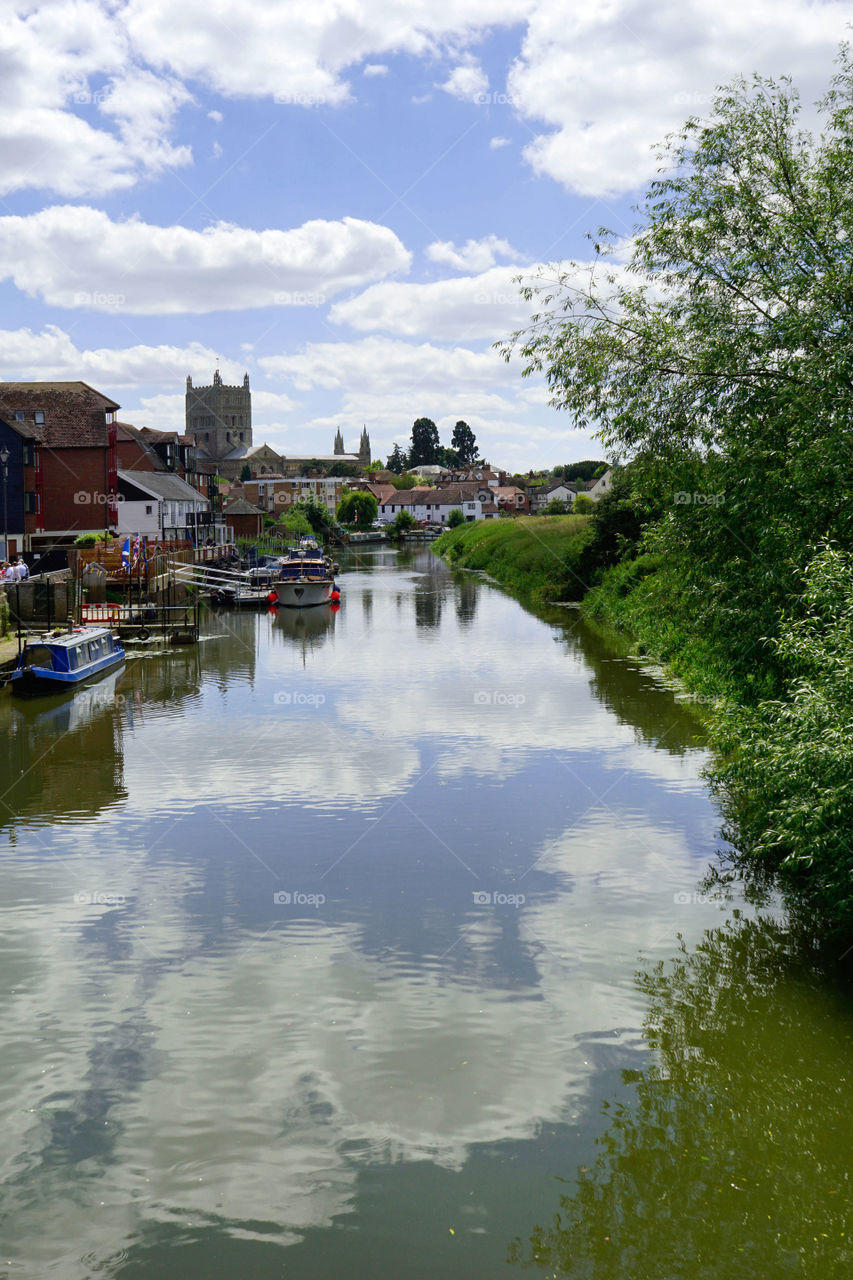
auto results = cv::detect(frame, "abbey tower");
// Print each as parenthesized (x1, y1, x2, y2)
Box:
(186, 370, 252, 462)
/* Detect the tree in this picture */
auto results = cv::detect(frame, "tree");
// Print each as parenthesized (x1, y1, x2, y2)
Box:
(293, 496, 334, 537)
(451, 420, 478, 465)
(446, 508, 466, 528)
(572, 494, 594, 514)
(392, 509, 416, 534)
(501, 48, 853, 687)
(409, 418, 440, 467)
(239, 463, 251, 482)
(391, 472, 420, 491)
(328, 460, 360, 478)
(386, 443, 408, 473)
(544, 498, 569, 515)
(336, 490, 378, 526)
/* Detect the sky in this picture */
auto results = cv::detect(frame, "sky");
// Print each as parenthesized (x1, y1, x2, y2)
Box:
(0, 1, 849, 472)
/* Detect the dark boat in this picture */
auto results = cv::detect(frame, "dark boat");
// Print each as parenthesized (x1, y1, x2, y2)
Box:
(9, 626, 126, 697)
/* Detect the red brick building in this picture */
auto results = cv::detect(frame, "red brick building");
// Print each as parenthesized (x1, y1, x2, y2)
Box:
(0, 382, 120, 551)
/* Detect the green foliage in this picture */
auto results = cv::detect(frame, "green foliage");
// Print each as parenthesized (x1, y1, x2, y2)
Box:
(278, 507, 313, 538)
(554, 459, 607, 481)
(293, 496, 333, 537)
(392, 509, 416, 534)
(73, 531, 112, 547)
(572, 494, 594, 513)
(390, 472, 420, 490)
(509, 915, 853, 1278)
(544, 498, 569, 515)
(434, 515, 594, 605)
(336, 490, 378, 526)
(446, 508, 466, 528)
(451, 420, 478, 465)
(710, 545, 853, 932)
(499, 48, 853, 928)
(327, 460, 360, 478)
(239, 463, 251, 482)
(386, 443, 408, 473)
(409, 417, 440, 467)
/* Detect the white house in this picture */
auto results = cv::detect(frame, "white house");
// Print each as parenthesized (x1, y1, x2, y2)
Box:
(117, 470, 210, 540)
(376, 486, 499, 525)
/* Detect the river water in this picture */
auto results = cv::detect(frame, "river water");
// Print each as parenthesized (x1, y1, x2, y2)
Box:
(1, 547, 851, 1278)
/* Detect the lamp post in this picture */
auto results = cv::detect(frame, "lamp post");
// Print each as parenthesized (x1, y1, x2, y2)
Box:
(0, 443, 9, 562)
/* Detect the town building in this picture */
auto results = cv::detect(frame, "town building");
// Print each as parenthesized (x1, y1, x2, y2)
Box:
(376, 486, 499, 525)
(186, 370, 252, 476)
(243, 475, 345, 516)
(116, 470, 213, 542)
(0, 381, 120, 553)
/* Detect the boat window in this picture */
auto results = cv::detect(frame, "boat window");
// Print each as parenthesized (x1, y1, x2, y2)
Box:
(103, 635, 114, 653)
(23, 646, 54, 670)
(67, 646, 80, 670)
(87, 639, 102, 661)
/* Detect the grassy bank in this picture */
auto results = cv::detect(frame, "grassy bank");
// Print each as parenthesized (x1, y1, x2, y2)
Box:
(433, 515, 593, 606)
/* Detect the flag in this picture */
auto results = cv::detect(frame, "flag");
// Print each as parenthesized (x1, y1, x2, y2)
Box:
(121, 537, 131, 568)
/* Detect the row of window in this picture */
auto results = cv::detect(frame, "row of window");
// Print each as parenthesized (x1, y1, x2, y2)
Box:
(13, 411, 45, 425)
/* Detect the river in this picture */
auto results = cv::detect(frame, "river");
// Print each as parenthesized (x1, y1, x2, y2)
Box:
(1, 546, 850, 1278)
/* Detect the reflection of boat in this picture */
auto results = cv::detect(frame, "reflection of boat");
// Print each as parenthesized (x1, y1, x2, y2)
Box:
(9, 626, 125, 697)
(272, 537, 339, 609)
(272, 602, 337, 648)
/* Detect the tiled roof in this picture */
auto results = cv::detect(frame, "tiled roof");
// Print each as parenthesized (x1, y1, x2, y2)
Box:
(117, 469, 208, 503)
(0, 382, 119, 448)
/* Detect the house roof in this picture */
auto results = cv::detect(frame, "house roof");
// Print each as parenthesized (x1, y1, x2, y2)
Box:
(0, 381, 120, 448)
(223, 497, 264, 516)
(117, 469, 208, 503)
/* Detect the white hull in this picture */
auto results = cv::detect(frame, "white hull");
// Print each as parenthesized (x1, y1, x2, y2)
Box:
(273, 578, 334, 608)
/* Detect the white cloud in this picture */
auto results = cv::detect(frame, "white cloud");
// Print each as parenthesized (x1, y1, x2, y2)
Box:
(439, 57, 489, 102)
(508, 0, 850, 196)
(426, 234, 520, 273)
(207, 108, 223, 122)
(260, 336, 514, 395)
(123, 0, 532, 104)
(0, 326, 239, 388)
(362, 63, 388, 77)
(489, 135, 510, 149)
(329, 265, 535, 341)
(0, 207, 411, 314)
(0, 2, 191, 196)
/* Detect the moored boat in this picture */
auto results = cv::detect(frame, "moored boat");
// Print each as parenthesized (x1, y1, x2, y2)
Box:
(270, 537, 338, 608)
(9, 626, 125, 697)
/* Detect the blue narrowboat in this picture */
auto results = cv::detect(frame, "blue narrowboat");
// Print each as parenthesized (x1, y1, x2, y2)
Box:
(9, 626, 125, 697)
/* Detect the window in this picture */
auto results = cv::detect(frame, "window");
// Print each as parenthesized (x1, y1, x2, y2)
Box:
(67, 647, 80, 671)
(24, 646, 54, 670)
(14, 411, 23, 421)
(23, 443, 34, 466)
(24, 492, 37, 514)
(87, 640, 102, 661)
(34, 410, 44, 424)
(145, 504, 153, 515)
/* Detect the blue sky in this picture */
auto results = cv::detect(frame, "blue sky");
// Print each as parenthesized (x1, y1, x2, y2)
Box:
(0, 0, 848, 470)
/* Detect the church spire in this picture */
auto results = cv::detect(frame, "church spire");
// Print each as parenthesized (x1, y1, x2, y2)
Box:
(333, 428, 345, 455)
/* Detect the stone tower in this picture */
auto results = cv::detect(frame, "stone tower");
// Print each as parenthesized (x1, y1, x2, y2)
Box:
(358, 426, 371, 465)
(186, 370, 252, 461)
(333, 428, 344, 455)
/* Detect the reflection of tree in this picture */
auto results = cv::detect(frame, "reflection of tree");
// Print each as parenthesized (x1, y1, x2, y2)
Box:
(509, 914, 853, 1278)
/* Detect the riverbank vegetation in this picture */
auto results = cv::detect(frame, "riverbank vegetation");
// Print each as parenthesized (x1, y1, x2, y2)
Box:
(434, 514, 593, 606)
(478, 48, 853, 934)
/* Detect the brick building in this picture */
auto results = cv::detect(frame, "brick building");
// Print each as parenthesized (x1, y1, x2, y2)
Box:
(0, 382, 120, 552)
